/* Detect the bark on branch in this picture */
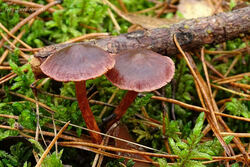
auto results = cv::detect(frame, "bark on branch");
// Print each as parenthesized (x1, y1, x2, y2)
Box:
(35, 6, 250, 60)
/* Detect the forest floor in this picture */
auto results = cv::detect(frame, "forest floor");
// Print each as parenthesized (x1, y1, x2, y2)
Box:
(0, 0, 249, 167)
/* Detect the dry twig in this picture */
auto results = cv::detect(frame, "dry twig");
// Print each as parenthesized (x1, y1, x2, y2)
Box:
(35, 121, 70, 167)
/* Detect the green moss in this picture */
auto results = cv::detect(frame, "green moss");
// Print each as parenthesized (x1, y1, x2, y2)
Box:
(206, 29, 212, 34)
(184, 25, 190, 29)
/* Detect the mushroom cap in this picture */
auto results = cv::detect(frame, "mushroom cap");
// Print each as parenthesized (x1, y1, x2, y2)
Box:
(40, 44, 115, 82)
(105, 49, 175, 92)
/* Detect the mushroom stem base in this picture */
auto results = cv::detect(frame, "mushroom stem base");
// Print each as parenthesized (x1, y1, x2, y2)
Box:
(108, 91, 138, 127)
(75, 81, 102, 144)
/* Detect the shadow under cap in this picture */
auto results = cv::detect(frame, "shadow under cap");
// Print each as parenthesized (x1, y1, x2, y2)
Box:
(105, 48, 175, 92)
(40, 44, 115, 82)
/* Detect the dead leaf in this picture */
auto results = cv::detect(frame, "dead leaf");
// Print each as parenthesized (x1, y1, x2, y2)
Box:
(112, 123, 151, 167)
(102, 0, 181, 29)
(178, 0, 214, 19)
(126, 13, 181, 29)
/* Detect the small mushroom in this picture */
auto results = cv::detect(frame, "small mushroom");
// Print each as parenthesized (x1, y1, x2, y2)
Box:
(40, 44, 115, 143)
(105, 48, 175, 127)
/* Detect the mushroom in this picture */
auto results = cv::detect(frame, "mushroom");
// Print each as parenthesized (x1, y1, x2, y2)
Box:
(40, 44, 115, 143)
(105, 48, 175, 127)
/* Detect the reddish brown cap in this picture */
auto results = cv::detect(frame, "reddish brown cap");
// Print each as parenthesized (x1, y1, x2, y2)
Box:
(105, 49, 175, 92)
(40, 44, 115, 82)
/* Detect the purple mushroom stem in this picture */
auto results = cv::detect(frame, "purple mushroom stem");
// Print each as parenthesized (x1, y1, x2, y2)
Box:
(75, 81, 102, 144)
(107, 91, 138, 127)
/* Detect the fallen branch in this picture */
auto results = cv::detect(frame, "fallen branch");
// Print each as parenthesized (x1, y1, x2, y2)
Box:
(34, 6, 250, 60)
